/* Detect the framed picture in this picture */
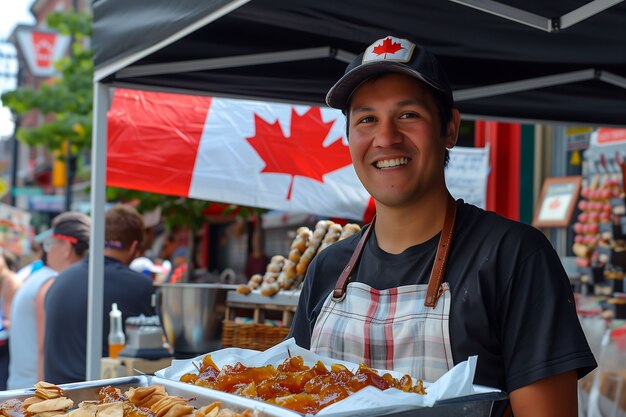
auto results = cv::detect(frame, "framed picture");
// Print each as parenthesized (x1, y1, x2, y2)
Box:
(532, 176, 582, 228)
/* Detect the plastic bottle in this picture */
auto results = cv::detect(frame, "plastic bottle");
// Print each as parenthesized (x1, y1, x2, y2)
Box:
(108, 303, 125, 358)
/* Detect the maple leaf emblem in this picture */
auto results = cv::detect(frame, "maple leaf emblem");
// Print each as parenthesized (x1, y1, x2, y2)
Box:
(548, 198, 561, 210)
(372, 37, 403, 57)
(246, 107, 352, 200)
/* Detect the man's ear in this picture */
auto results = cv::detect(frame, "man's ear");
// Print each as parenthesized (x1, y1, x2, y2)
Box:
(63, 242, 73, 260)
(128, 240, 139, 261)
(444, 108, 461, 149)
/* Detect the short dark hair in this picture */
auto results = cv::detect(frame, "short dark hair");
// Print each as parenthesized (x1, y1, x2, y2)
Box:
(105, 205, 145, 250)
(344, 77, 454, 167)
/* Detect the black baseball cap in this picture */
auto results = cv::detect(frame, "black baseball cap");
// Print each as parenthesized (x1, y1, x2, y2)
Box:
(326, 35, 454, 110)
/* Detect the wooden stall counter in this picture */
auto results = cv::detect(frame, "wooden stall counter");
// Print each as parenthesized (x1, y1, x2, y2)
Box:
(222, 289, 300, 351)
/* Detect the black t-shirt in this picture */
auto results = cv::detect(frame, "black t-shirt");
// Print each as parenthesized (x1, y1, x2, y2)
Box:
(289, 200, 596, 416)
(44, 256, 155, 384)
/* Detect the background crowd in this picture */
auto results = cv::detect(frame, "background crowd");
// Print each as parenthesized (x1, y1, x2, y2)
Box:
(0, 204, 170, 389)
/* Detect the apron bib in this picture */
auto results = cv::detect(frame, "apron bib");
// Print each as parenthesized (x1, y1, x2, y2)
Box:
(311, 196, 457, 382)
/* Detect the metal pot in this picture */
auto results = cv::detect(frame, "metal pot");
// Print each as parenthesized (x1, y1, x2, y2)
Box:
(155, 283, 237, 355)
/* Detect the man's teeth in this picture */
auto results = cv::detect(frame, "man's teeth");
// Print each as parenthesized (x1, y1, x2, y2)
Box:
(376, 158, 408, 169)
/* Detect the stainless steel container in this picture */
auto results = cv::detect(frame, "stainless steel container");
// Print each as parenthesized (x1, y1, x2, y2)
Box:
(0, 376, 301, 417)
(155, 283, 237, 355)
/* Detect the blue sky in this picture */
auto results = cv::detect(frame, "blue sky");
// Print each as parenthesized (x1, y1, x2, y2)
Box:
(0, 0, 35, 40)
(0, 0, 35, 138)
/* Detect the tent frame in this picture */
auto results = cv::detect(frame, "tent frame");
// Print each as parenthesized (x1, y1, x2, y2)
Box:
(452, 0, 623, 31)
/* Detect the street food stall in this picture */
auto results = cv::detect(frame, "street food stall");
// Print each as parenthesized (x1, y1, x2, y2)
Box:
(79, 0, 626, 415)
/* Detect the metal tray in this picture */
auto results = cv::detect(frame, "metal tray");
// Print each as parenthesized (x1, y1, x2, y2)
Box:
(159, 381, 506, 417)
(0, 376, 300, 417)
(377, 387, 508, 417)
(0, 377, 506, 417)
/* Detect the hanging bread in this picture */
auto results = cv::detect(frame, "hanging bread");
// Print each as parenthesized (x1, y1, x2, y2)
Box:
(236, 272, 264, 294)
(257, 256, 285, 296)
(317, 223, 343, 253)
(277, 260, 298, 290)
(296, 221, 331, 276)
(259, 281, 281, 297)
(340, 223, 362, 240)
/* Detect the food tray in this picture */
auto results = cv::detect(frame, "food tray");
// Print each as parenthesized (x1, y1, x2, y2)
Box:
(156, 337, 508, 417)
(0, 375, 506, 417)
(0, 375, 301, 417)
(384, 387, 507, 417)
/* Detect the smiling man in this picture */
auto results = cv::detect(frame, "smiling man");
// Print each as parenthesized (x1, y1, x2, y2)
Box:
(289, 35, 596, 417)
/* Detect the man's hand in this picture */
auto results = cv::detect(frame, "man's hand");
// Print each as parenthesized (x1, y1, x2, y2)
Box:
(509, 370, 578, 417)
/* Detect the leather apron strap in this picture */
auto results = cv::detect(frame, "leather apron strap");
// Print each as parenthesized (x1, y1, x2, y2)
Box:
(332, 195, 457, 308)
(424, 195, 457, 307)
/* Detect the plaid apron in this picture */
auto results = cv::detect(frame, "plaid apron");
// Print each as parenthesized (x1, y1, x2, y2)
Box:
(311, 196, 457, 382)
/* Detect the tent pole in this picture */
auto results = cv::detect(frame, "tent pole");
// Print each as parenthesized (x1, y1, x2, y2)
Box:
(454, 69, 596, 101)
(86, 82, 109, 380)
(448, 0, 551, 31)
(116, 47, 340, 79)
(599, 71, 626, 89)
(560, 0, 624, 30)
(450, 0, 624, 31)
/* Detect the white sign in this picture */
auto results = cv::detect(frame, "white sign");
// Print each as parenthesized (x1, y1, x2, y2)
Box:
(0, 203, 31, 255)
(446, 145, 490, 209)
(537, 193, 573, 222)
(16, 28, 70, 78)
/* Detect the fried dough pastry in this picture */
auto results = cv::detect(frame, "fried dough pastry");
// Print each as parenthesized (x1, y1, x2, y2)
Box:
(124, 387, 167, 409)
(0, 383, 260, 417)
(180, 355, 426, 414)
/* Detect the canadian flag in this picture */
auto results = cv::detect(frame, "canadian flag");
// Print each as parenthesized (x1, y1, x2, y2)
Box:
(107, 89, 373, 221)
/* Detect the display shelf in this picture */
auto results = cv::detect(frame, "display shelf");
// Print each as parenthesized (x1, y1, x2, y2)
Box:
(222, 289, 300, 350)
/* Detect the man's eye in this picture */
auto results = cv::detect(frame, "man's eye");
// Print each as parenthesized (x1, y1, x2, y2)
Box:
(358, 116, 376, 124)
(400, 112, 419, 119)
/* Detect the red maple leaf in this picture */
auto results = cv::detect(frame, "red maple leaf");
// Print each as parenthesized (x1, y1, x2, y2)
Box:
(372, 37, 403, 57)
(246, 107, 352, 200)
(548, 198, 561, 210)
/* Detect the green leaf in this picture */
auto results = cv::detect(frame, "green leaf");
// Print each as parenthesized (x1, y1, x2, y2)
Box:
(2, 10, 93, 155)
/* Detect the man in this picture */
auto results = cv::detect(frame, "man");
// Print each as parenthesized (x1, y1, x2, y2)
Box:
(0, 248, 21, 390)
(289, 36, 596, 417)
(9, 212, 90, 389)
(44, 205, 155, 383)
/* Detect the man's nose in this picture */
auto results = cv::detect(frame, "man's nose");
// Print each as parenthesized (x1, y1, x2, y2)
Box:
(373, 118, 402, 147)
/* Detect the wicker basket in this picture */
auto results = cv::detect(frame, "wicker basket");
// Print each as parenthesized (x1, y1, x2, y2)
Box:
(222, 320, 290, 351)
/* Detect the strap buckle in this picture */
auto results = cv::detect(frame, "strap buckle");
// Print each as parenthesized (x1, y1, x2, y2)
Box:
(331, 289, 346, 302)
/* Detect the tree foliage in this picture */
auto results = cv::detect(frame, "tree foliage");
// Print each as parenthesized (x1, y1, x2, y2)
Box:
(106, 187, 265, 231)
(3, 10, 263, 269)
(1, 11, 93, 154)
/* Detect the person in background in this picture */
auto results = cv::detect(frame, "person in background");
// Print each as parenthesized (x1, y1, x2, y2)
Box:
(8, 212, 90, 389)
(129, 256, 166, 282)
(167, 244, 189, 284)
(0, 248, 20, 390)
(244, 218, 268, 278)
(44, 205, 155, 384)
(16, 240, 45, 282)
(289, 35, 596, 417)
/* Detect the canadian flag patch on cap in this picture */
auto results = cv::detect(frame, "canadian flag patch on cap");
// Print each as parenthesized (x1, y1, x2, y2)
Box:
(363, 36, 415, 64)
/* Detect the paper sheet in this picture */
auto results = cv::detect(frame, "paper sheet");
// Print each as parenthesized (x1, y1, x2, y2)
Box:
(156, 338, 499, 416)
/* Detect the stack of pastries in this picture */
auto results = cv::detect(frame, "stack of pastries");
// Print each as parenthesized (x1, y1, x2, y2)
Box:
(237, 221, 361, 296)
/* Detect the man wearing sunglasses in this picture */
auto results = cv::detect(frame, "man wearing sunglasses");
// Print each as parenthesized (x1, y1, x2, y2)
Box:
(8, 211, 90, 389)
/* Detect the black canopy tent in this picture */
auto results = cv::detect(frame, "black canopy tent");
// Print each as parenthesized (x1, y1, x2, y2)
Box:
(93, 0, 626, 126)
(86, 0, 626, 380)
